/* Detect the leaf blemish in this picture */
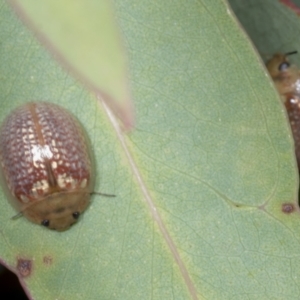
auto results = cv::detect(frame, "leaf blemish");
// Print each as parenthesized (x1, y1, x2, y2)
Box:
(17, 258, 32, 278)
(282, 203, 295, 214)
(43, 255, 53, 266)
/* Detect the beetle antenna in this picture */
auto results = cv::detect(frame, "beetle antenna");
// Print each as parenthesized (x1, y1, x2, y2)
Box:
(90, 192, 116, 197)
(285, 51, 298, 57)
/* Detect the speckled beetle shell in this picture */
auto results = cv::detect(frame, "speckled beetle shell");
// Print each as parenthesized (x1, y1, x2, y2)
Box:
(0, 102, 93, 231)
(266, 52, 300, 168)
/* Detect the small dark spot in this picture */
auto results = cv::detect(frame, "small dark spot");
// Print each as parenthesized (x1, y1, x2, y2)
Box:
(43, 256, 53, 266)
(41, 219, 50, 227)
(282, 203, 295, 214)
(17, 258, 32, 278)
(72, 212, 80, 219)
(54, 207, 66, 214)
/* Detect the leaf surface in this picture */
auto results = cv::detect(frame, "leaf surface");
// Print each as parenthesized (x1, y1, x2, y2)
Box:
(0, 0, 299, 299)
(9, 0, 134, 129)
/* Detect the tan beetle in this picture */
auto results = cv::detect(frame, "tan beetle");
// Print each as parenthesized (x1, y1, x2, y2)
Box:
(0, 102, 94, 231)
(266, 51, 300, 168)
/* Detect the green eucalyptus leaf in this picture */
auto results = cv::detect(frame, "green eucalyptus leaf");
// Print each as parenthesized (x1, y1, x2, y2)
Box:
(9, 0, 134, 129)
(0, 0, 299, 299)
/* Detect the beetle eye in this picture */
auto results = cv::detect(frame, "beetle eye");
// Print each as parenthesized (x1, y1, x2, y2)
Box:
(279, 62, 290, 71)
(41, 219, 50, 227)
(72, 212, 80, 219)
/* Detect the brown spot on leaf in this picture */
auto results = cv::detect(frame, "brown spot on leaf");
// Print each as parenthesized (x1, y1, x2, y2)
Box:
(43, 255, 53, 266)
(282, 203, 295, 214)
(17, 258, 32, 278)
